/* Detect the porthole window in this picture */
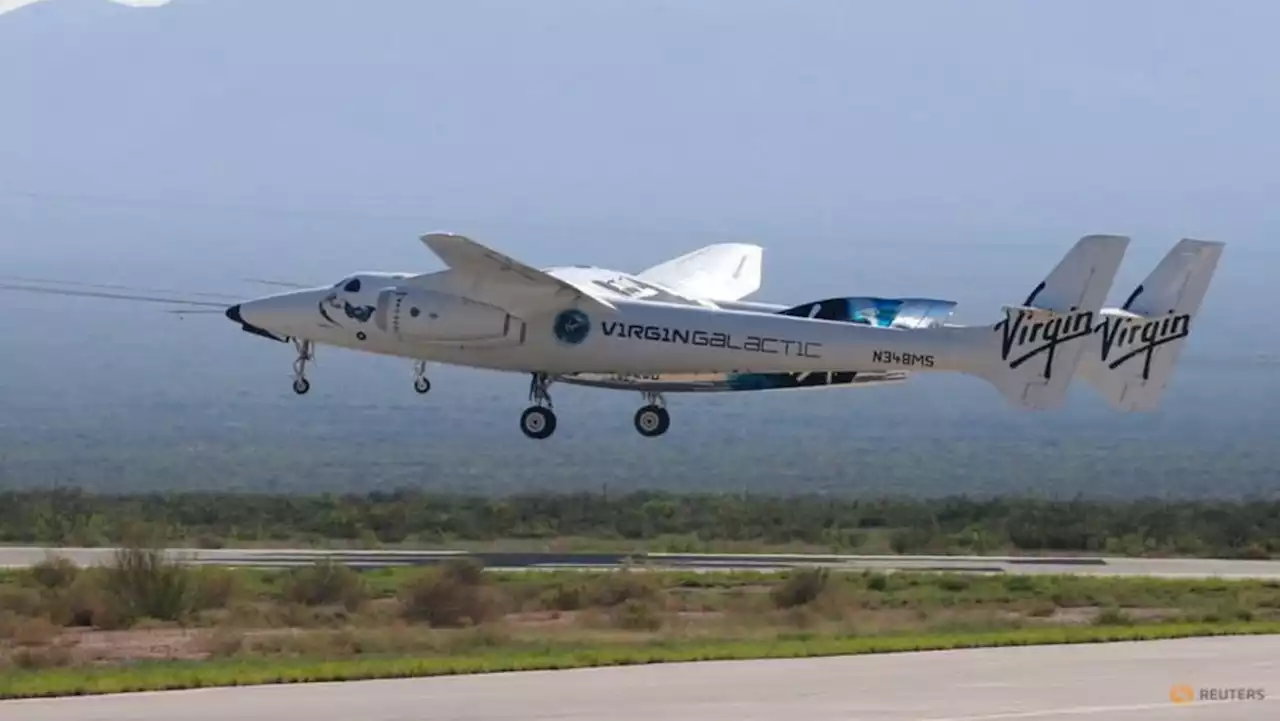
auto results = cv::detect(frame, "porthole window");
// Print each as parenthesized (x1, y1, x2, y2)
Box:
(409, 307, 420, 317)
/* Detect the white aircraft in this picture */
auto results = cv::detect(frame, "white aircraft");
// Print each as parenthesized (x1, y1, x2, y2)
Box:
(608, 236, 1224, 414)
(1, 233, 1222, 439)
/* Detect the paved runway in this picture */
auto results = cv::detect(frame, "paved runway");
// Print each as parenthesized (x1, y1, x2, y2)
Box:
(3, 636, 1275, 720)
(2, 547, 1280, 578)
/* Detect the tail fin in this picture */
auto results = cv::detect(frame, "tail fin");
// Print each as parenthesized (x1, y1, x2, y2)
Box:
(968, 234, 1130, 410)
(635, 243, 764, 302)
(1080, 238, 1225, 411)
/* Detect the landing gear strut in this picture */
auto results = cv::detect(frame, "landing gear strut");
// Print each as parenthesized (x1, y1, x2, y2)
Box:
(412, 361, 431, 395)
(633, 391, 670, 438)
(291, 338, 314, 395)
(520, 373, 557, 439)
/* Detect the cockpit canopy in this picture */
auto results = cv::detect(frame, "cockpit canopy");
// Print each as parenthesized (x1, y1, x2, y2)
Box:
(331, 273, 414, 294)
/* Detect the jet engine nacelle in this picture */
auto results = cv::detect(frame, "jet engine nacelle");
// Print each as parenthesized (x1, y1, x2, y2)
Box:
(374, 287, 521, 344)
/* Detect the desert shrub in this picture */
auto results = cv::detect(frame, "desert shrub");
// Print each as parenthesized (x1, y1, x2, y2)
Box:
(610, 597, 664, 631)
(45, 570, 119, 628)
(0, 585, 44, 617)
(28, 555, 81, 590)
(1094, 607, 1135, 626)
(772, 567, 830, 609)
(99, 545, 193, 624)
(280, 558, 367, 610)
(537, 571, 660, 611)
(9, 616, 60, 646)
(190, 566, 240, 610)
(11, 645, 75, 670)
(399, 558, 496, 627)
(937, 575, 971, 593)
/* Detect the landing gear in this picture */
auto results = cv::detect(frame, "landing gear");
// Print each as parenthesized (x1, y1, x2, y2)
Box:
(520, 373, 557, 439)
(412, 361, 431, 395)
(520, 406, 556, 439)
(633, 391, 670, 438)
(514, 376, 673, 439)
(291, 339, 314, 395)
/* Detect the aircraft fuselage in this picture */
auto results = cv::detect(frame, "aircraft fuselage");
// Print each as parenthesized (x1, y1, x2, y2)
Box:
(232, 266, 983, 377)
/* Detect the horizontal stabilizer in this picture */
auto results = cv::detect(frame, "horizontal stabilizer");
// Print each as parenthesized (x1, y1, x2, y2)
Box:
(1080, 238, 1224, 411)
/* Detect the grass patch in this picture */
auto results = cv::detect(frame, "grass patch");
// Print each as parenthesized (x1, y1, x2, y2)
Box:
(3, 546, 1280, 699)
(2, 622, 1276, 699)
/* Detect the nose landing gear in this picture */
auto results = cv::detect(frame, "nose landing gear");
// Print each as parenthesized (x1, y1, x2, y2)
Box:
(291, 338, 314, 395)
(412, 361, 431, 394)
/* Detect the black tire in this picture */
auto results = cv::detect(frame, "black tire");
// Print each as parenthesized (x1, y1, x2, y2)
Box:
(633, 405, 670, 437)
(414, 377, 431, 394)
(292, 378, 311, 395)
(520, 406, 557, 439)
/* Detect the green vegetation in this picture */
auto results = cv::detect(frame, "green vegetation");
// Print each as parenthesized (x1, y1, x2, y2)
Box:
(2, 488, 1278, 557)
(2, 545, 1280, 698)
(6, 624, 1276, 700)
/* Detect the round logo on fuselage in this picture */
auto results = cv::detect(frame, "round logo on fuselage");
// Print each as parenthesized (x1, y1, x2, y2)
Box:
(553, 309, 591, 345)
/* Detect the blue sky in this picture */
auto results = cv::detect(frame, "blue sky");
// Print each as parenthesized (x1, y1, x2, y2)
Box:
(1, 0, 1275, 314)
(1, 1, 1277, 497)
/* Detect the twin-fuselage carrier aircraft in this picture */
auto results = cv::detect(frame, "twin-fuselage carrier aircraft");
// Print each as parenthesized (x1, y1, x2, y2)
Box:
(1, 233, 1223, 439)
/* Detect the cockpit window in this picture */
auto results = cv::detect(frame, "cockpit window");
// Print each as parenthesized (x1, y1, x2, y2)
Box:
(343, 278, 362, 293)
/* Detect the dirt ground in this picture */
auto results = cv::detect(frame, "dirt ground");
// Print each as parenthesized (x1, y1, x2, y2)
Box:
(1, 604, 1154, 668)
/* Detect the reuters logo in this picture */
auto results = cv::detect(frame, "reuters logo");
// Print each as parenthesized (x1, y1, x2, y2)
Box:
(1169, 684, 1194, 704)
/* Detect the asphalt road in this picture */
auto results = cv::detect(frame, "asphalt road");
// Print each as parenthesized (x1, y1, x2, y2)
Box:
(3, 636, 1276, 720)
(2, 547, 1280, 578)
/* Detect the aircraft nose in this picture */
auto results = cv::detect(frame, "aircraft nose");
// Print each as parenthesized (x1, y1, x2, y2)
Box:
(225, 299, 290, 343)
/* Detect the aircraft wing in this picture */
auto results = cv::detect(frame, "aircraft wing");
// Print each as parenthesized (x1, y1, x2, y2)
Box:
(635, 243, 763, 302)
(420, 232, 616, 317)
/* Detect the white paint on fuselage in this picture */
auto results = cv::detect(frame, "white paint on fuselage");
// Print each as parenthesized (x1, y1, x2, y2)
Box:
(236, 265, 992, 377)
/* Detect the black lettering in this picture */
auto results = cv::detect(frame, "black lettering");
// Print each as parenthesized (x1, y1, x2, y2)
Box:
(1095, 313, 1191, 380)
(872, 349, 935, 368)
(993, 309, 1095, 380)
(596, 321, 822, 359)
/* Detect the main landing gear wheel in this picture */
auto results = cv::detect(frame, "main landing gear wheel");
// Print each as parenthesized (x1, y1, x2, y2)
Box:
(412, 361, 431, 395)
(633, 391, 670, 438)
(520, 406, 557, 440)
(291, 338, 314, 395)
(633, 404, 670, 438)
(520, 372, 557, 439)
